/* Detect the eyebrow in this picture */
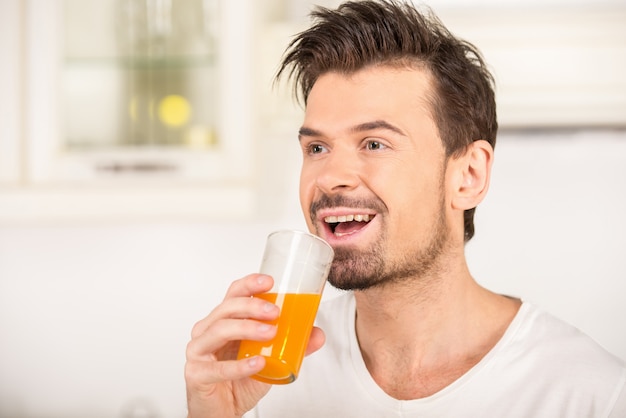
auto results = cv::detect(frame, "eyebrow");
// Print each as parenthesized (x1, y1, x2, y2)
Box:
(298, 119, 406, 140)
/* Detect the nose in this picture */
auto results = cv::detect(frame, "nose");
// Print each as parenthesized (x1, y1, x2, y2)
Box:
(314, 146, 361, 194)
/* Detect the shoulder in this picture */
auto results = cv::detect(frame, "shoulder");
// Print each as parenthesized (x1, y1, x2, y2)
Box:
(458, 301, 626, 417)
(512, 302, 625, 371)
(504, 302, 626, 408)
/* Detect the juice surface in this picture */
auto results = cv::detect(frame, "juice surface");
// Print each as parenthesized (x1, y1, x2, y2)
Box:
(237, 292, 321, 384)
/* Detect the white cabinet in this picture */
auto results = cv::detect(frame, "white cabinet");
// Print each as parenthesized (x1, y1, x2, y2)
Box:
(0, 1, 22, 185)
(0, 0, 264, 223)
(436, 6, 626, 128)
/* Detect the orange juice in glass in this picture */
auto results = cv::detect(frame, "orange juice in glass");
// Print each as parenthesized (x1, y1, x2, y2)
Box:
(237, 230, 334, 384)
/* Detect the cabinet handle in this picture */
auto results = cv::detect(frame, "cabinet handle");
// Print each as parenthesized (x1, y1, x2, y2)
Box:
(96, 162, 178, 173)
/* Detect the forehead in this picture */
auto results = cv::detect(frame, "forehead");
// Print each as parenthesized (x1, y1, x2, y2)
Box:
(304, 65, 436, 128)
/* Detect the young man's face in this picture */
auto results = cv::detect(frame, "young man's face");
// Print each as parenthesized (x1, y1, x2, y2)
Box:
(298, 65, 454, 290)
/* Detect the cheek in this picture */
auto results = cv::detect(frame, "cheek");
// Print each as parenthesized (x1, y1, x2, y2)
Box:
(369, 159, 425, 204)
(378, 162, 443, 226)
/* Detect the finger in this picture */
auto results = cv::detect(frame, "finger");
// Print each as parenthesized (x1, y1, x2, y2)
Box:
(210, 292, 279, 323)
(191, 296, 279, 340)
(191, 274, 276, 338)
(304, 326, 326, 356)
(185, 355, 267, 388)
(187, 318, 278, 360)
(223, 273, 275, 300)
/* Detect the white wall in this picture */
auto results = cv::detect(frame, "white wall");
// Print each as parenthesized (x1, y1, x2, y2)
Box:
(1, 129, 626, 417)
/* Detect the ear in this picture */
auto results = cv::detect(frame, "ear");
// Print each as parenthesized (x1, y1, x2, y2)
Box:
(450, 140, 493, 211)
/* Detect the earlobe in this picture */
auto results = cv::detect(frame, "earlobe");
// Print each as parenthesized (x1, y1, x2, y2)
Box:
(451, 140, 493, 210)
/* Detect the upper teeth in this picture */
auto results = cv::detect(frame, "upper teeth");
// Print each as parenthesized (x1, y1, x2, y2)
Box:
(324, 214, 372, 223)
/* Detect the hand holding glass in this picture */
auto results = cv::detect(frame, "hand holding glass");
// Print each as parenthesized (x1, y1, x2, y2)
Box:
(237, 230, 334, 384)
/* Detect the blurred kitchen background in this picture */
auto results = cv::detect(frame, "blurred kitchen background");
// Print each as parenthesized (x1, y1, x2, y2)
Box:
(1, 0, 625, 416)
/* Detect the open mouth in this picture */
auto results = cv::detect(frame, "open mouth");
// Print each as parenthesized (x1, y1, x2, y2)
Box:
(324, 213, 374, 236)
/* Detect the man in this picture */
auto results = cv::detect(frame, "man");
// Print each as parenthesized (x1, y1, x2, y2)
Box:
(184, 1, 626, 416)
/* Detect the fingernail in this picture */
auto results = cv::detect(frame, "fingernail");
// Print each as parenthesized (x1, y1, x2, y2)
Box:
(262, 302, 275, 312)
(248, 356, 258, 368)
(258, 323, 272, 332)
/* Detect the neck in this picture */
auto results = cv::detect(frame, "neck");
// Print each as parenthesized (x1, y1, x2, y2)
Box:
(354, 260, 473, 353)
(353, 259, 520, 399)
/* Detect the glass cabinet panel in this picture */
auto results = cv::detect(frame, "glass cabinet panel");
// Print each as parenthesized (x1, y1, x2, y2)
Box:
(62, 0, 219, 151)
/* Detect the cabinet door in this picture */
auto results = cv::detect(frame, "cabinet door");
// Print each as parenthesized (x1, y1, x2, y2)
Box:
(5, 0, 260, 222)
(25, 0, 256, 185)
(0, 0, 22, 184)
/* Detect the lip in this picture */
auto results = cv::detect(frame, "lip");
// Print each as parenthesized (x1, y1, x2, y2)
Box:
(315, 207, 378, 246)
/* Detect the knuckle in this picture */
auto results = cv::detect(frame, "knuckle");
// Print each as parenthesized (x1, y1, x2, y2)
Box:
(185, 337, 202, 360)
(190, 320, 205, 338)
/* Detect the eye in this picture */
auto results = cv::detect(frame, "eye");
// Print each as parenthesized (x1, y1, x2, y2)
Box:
(366, 140, 385, 151)
(306, 143, 327, 155)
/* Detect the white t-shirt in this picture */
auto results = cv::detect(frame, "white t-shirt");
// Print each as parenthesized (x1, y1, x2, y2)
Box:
(245, 293, 626, 418)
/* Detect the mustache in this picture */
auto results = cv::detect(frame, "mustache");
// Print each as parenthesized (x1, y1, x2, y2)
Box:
(309, 194, 387, 220)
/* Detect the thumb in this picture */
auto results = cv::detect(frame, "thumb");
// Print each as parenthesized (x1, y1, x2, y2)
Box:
(305, 326, 326, 356)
